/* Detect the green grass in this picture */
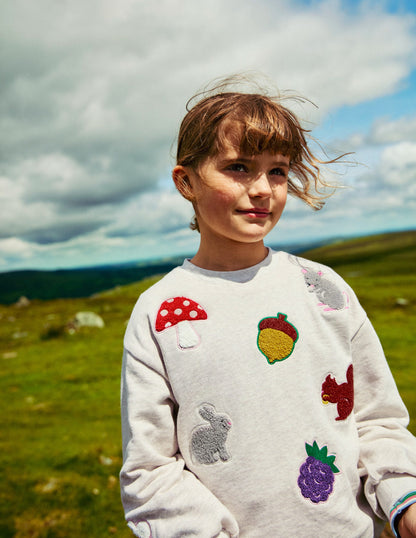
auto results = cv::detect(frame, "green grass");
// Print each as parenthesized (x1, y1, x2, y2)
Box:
(1, 232, 415, 537)
(0, 277, 160, 538)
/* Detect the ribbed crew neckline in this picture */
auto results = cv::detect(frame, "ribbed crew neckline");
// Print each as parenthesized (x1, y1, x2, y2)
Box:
(181, 248, 276, 283)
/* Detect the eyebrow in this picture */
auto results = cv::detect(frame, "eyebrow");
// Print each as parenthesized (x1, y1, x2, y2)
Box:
(219, 156, 290, 169)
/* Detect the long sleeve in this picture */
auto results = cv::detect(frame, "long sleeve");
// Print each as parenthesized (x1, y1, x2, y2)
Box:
(352, 317, 416, 531)
(120, 297, 239, 538)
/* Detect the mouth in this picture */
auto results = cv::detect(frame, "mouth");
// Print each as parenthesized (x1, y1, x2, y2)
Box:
(236, 208, 271, 219)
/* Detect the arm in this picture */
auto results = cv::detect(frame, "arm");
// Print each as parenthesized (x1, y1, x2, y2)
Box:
(398, 503, 416, 538)
(351, 318, 416, 534)
(120, 300, 239, 538)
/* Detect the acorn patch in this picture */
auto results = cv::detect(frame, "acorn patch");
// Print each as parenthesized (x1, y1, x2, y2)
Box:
(257, 312, 299, 363)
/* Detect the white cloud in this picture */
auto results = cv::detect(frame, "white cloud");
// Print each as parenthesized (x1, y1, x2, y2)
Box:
(379, 142, 416, 186)
(370, 116, 416, 146)
(344, 113, 416, 150)
(107, 189, 194, 238)
(0, 0, 415, 269)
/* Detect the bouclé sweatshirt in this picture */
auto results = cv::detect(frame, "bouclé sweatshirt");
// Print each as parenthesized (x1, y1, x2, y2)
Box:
(120, 249, 416, 537)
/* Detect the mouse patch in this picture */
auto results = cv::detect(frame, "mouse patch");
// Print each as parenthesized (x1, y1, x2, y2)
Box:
(287, 254, 348, 311)
(301, 267, 349, 311)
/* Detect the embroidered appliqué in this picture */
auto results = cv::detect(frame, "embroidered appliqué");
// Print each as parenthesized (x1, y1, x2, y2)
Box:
(155, 296, 207, 350)
(190, 404, 232, 464)
(301, 267, 349, 311)
(298, 441, 340, 503)
(127, 520, 152, 538)
(257, 312, 299, 363)
(322, 364, 354, 421)
(287, 254, 348, 311)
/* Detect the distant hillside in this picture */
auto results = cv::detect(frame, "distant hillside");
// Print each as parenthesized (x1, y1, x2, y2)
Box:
(0, 262, 180, 305)
(300, 229, 416, 278)
(0, 230, 414, 304)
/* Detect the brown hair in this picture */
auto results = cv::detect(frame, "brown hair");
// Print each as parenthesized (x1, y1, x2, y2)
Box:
(174, 77, 346, 229)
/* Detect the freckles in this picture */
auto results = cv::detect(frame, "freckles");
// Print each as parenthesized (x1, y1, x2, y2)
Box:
(210, 187, 237, 204)
(218, 192, 236, 203)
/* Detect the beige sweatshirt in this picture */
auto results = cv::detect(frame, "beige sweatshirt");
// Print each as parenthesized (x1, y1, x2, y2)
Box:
(120, 249, 416, 537)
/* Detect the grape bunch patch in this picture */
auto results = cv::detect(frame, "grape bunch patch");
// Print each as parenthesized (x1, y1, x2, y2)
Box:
(298, 441, 339, 503)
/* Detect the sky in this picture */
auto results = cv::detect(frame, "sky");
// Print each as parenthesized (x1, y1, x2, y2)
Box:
(1, 0, 416, 272)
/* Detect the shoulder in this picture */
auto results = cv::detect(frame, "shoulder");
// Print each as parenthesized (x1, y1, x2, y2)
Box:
(124, 266, 187, 345)
(279, 251, 347, 285)
(130, 265, 187, 313)
(278, 251, 365, 316)
(127, 262, 210, 325)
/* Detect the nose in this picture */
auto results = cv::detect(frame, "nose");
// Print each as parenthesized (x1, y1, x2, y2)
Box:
(248, 173, 272, 198)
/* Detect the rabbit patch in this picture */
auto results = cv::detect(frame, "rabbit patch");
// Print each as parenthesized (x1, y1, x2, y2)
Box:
(191, 404, 232, 465)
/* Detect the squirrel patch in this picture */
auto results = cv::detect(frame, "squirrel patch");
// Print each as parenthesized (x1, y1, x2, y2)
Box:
(321, 364, 354, 421)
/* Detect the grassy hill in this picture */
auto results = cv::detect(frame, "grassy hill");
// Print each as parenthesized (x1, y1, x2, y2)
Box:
(0, 230, 414, 537)
(0, 262, 181, 305)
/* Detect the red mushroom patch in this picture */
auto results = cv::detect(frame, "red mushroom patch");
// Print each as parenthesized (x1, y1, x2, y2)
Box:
(156, 297, 208, 350)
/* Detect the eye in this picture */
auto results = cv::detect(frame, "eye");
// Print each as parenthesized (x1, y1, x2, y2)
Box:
(226, 162, 248, 173)
(270, 167, 287, 177)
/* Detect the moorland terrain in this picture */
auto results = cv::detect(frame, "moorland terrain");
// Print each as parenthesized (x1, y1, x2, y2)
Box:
(0, 229, 415, 537)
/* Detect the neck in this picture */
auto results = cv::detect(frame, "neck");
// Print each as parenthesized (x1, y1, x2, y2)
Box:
(191, 238, 269, 271)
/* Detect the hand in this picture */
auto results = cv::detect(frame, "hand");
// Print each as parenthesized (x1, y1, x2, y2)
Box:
(398, 503, 416, 538)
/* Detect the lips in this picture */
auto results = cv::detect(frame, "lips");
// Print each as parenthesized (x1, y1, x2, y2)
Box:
(236, 208, 271, 218)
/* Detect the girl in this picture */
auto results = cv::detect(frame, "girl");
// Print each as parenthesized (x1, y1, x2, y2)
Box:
(120, 78, 416, 537)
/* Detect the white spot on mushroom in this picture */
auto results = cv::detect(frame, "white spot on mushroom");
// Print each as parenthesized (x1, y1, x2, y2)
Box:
(165, 322, 172, 328)
(183, 300, 190, 306)
(174, 308, 183, 316)
(189, 310, 198, 318)
(160, 309, 168, 317)
(167, 298, 174, 303)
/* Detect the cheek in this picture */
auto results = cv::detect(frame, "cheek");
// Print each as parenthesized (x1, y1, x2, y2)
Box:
(197, 185, 239, 209)
(274, 182, 288, 201)
(214, 190, 238, 205)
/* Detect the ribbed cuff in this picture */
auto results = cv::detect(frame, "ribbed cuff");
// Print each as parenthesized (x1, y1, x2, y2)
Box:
(390, 492, 416, 537)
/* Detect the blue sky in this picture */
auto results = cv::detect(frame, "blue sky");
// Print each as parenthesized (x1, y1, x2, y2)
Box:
(0, 0, 415, 271)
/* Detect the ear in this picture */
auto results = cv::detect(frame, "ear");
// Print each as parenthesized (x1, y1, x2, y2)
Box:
(199, 405, 215, 421)
(172, 165, 195, 201)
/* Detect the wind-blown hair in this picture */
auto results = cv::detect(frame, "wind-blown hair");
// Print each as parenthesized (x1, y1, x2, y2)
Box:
(175, 77, 345, 230)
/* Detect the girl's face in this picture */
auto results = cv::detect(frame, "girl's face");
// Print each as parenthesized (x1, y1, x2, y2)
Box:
(174, 138, 289, 258)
